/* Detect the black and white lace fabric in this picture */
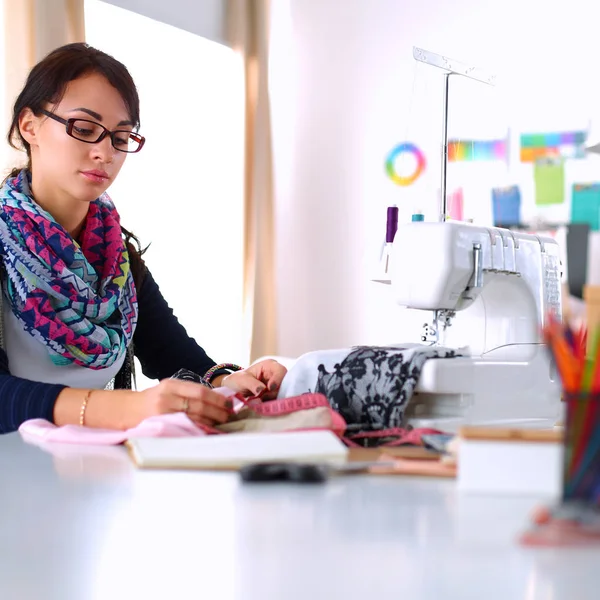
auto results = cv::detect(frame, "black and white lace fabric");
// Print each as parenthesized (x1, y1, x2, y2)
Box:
(277, 345, 464, 433)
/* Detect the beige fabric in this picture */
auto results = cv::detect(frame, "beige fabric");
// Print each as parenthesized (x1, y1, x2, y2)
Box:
(217, 406, 336, 434)
(3, 0, 85, 171)
(225, 0, 277, 362)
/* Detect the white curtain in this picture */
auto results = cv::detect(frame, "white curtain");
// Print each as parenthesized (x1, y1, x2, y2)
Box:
(2, 0, 85, 174)
(225, 0, 277, 362)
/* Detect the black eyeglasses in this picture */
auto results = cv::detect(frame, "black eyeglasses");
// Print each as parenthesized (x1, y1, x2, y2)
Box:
(40, 109, 145, 153)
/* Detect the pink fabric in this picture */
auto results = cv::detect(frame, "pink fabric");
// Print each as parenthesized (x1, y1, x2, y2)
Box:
(18, 386, 240, 445)
(19, 412, 211, 445)
(18, 389, 343, 446)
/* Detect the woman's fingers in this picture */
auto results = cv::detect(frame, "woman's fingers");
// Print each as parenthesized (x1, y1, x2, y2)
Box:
(187, 396, 230, 425)
(223, 360, 288, 399)
(162, 379, 231, 424)
(265, 363, 287, 389)
(252, 361, 287, 399)
(223, 372, 267, 396)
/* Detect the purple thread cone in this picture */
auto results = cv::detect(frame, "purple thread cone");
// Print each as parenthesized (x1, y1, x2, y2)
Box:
(386, 205, 399, 243)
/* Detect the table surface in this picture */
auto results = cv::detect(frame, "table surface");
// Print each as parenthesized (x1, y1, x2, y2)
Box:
(1, 432, 599, 600)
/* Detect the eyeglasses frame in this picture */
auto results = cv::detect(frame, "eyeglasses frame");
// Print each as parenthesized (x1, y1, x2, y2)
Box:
(39, 109, 146, 153)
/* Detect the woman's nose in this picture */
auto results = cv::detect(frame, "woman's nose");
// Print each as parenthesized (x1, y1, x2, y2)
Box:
(91, 134, 115, 163)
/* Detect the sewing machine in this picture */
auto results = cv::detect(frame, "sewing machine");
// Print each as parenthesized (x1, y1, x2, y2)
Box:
(390, 220, 563, 432)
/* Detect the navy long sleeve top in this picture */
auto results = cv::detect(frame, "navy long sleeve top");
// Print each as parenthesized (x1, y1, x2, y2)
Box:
(0, 269, 221, 433)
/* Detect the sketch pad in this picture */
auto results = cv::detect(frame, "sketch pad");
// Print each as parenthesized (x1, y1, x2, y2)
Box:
(126, 430, 349, 470)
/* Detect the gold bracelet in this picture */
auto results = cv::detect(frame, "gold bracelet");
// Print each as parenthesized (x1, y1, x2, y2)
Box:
(79, 389, 94, 426)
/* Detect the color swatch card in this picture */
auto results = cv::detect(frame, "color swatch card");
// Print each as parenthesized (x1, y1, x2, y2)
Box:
(520, 131, 586, 162)
(534, 160, 565, 206)
(571, 183, 600, 231)
(448, 139, 506, 162)
(491, 185, 521, 226)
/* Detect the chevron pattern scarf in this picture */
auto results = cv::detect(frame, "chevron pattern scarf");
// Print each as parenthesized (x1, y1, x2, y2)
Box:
(0, 170, 138, 369)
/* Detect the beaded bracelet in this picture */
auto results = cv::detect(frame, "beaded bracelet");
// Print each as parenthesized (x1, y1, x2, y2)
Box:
(79, 389, 94, 426)
(203, 363, 244, 383)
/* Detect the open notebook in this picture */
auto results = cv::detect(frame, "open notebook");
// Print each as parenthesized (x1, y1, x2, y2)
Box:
(126, 430, 349, 470)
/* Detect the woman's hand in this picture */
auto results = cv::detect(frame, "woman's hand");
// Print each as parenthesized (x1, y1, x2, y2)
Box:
(221, 359, 287, 400)
(134, 378, 232, 428)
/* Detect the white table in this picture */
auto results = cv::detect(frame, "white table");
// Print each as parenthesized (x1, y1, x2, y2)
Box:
(0, 432, 598, 600)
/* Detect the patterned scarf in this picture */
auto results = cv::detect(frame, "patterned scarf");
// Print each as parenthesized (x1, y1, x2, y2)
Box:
(0, 170, 138, 369)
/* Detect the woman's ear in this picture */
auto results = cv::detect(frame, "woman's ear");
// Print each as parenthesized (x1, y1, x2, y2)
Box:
(18, 108, 39, 147)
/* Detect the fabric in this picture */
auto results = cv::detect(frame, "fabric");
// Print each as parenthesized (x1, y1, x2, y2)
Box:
(19, 413, 211, 445)
(18, 389, 345, 445)
(0, 268, 223, 434)
(218, 406, 343, 434)
(221, 392, 346, 435)
(345, 426, 443, 448)
(0, 170, 138, 369)
(277, 345, 463, 437)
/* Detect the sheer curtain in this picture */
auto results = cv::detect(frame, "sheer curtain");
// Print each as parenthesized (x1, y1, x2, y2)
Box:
(1, 0, 85, 177)
(85, 1, 245, 388)
(225, 0, 277, 363)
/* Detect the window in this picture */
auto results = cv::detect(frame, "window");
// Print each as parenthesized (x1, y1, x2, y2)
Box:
(85, 1, 246, 387)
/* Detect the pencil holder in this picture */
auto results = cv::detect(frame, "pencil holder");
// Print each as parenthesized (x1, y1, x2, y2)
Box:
(584, 286, 600, 355)
(562, 392, 600, 504)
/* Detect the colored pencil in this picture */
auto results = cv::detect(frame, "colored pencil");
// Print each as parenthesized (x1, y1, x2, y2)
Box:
(543, 313, 600, 503)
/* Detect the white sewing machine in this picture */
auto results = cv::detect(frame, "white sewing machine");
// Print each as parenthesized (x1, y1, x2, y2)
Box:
(390, 220, 563, 432)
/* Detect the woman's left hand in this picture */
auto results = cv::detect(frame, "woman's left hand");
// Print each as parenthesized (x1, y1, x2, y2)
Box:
(221, 359, 287, 400)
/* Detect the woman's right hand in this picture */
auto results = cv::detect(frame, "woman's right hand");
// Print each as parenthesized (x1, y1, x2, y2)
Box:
(134, 379, 232, 428)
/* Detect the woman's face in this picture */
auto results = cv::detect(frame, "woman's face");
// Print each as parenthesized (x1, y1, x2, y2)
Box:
(19, 72, 133, 204)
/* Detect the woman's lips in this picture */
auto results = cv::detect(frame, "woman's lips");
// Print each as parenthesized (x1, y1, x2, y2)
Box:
(80, 170, 109, 184)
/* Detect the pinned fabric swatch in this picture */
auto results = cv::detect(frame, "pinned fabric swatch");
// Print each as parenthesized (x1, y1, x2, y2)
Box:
(572, 184, 600, 232)
(534, 160, 565, 205)
(491, 185, 521, 226)
(447, 188, 464, 221)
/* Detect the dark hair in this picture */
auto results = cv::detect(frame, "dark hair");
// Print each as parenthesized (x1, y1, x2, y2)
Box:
(5, 42, 147, 287)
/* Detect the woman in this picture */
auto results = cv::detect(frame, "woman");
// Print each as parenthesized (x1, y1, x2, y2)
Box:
(0, 43, 286, 434)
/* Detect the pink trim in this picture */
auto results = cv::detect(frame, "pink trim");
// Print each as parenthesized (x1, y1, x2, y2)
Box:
(328, 409, 347, 436)
(346, 426, 441, 447)
(228, 392, 346, 437)
(251, 393, 330, 416)
(341, 437, 361, 448)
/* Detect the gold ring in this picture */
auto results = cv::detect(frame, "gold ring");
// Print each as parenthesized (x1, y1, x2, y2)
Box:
(182, 398, 189, 413)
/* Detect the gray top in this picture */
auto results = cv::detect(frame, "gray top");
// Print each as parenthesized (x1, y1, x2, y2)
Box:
(0, 432, 598, 600)
(2, 302, 125, 388)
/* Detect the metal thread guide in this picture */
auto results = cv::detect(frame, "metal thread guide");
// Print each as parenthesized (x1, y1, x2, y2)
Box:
(412, 48, 495, 344)
(412, 47, 496, 223)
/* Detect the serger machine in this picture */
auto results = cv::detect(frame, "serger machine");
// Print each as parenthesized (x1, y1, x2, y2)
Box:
(390, 221, 563, 431)
(385, 47, 562, 431)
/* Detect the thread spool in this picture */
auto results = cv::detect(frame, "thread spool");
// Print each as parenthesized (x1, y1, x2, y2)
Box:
(386, 205, 399, 243)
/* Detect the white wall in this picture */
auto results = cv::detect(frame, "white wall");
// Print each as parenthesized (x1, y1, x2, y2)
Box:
(85, 1, 246, 387)
(99, 0, 225, 44)
(270, 0, 600, 358)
